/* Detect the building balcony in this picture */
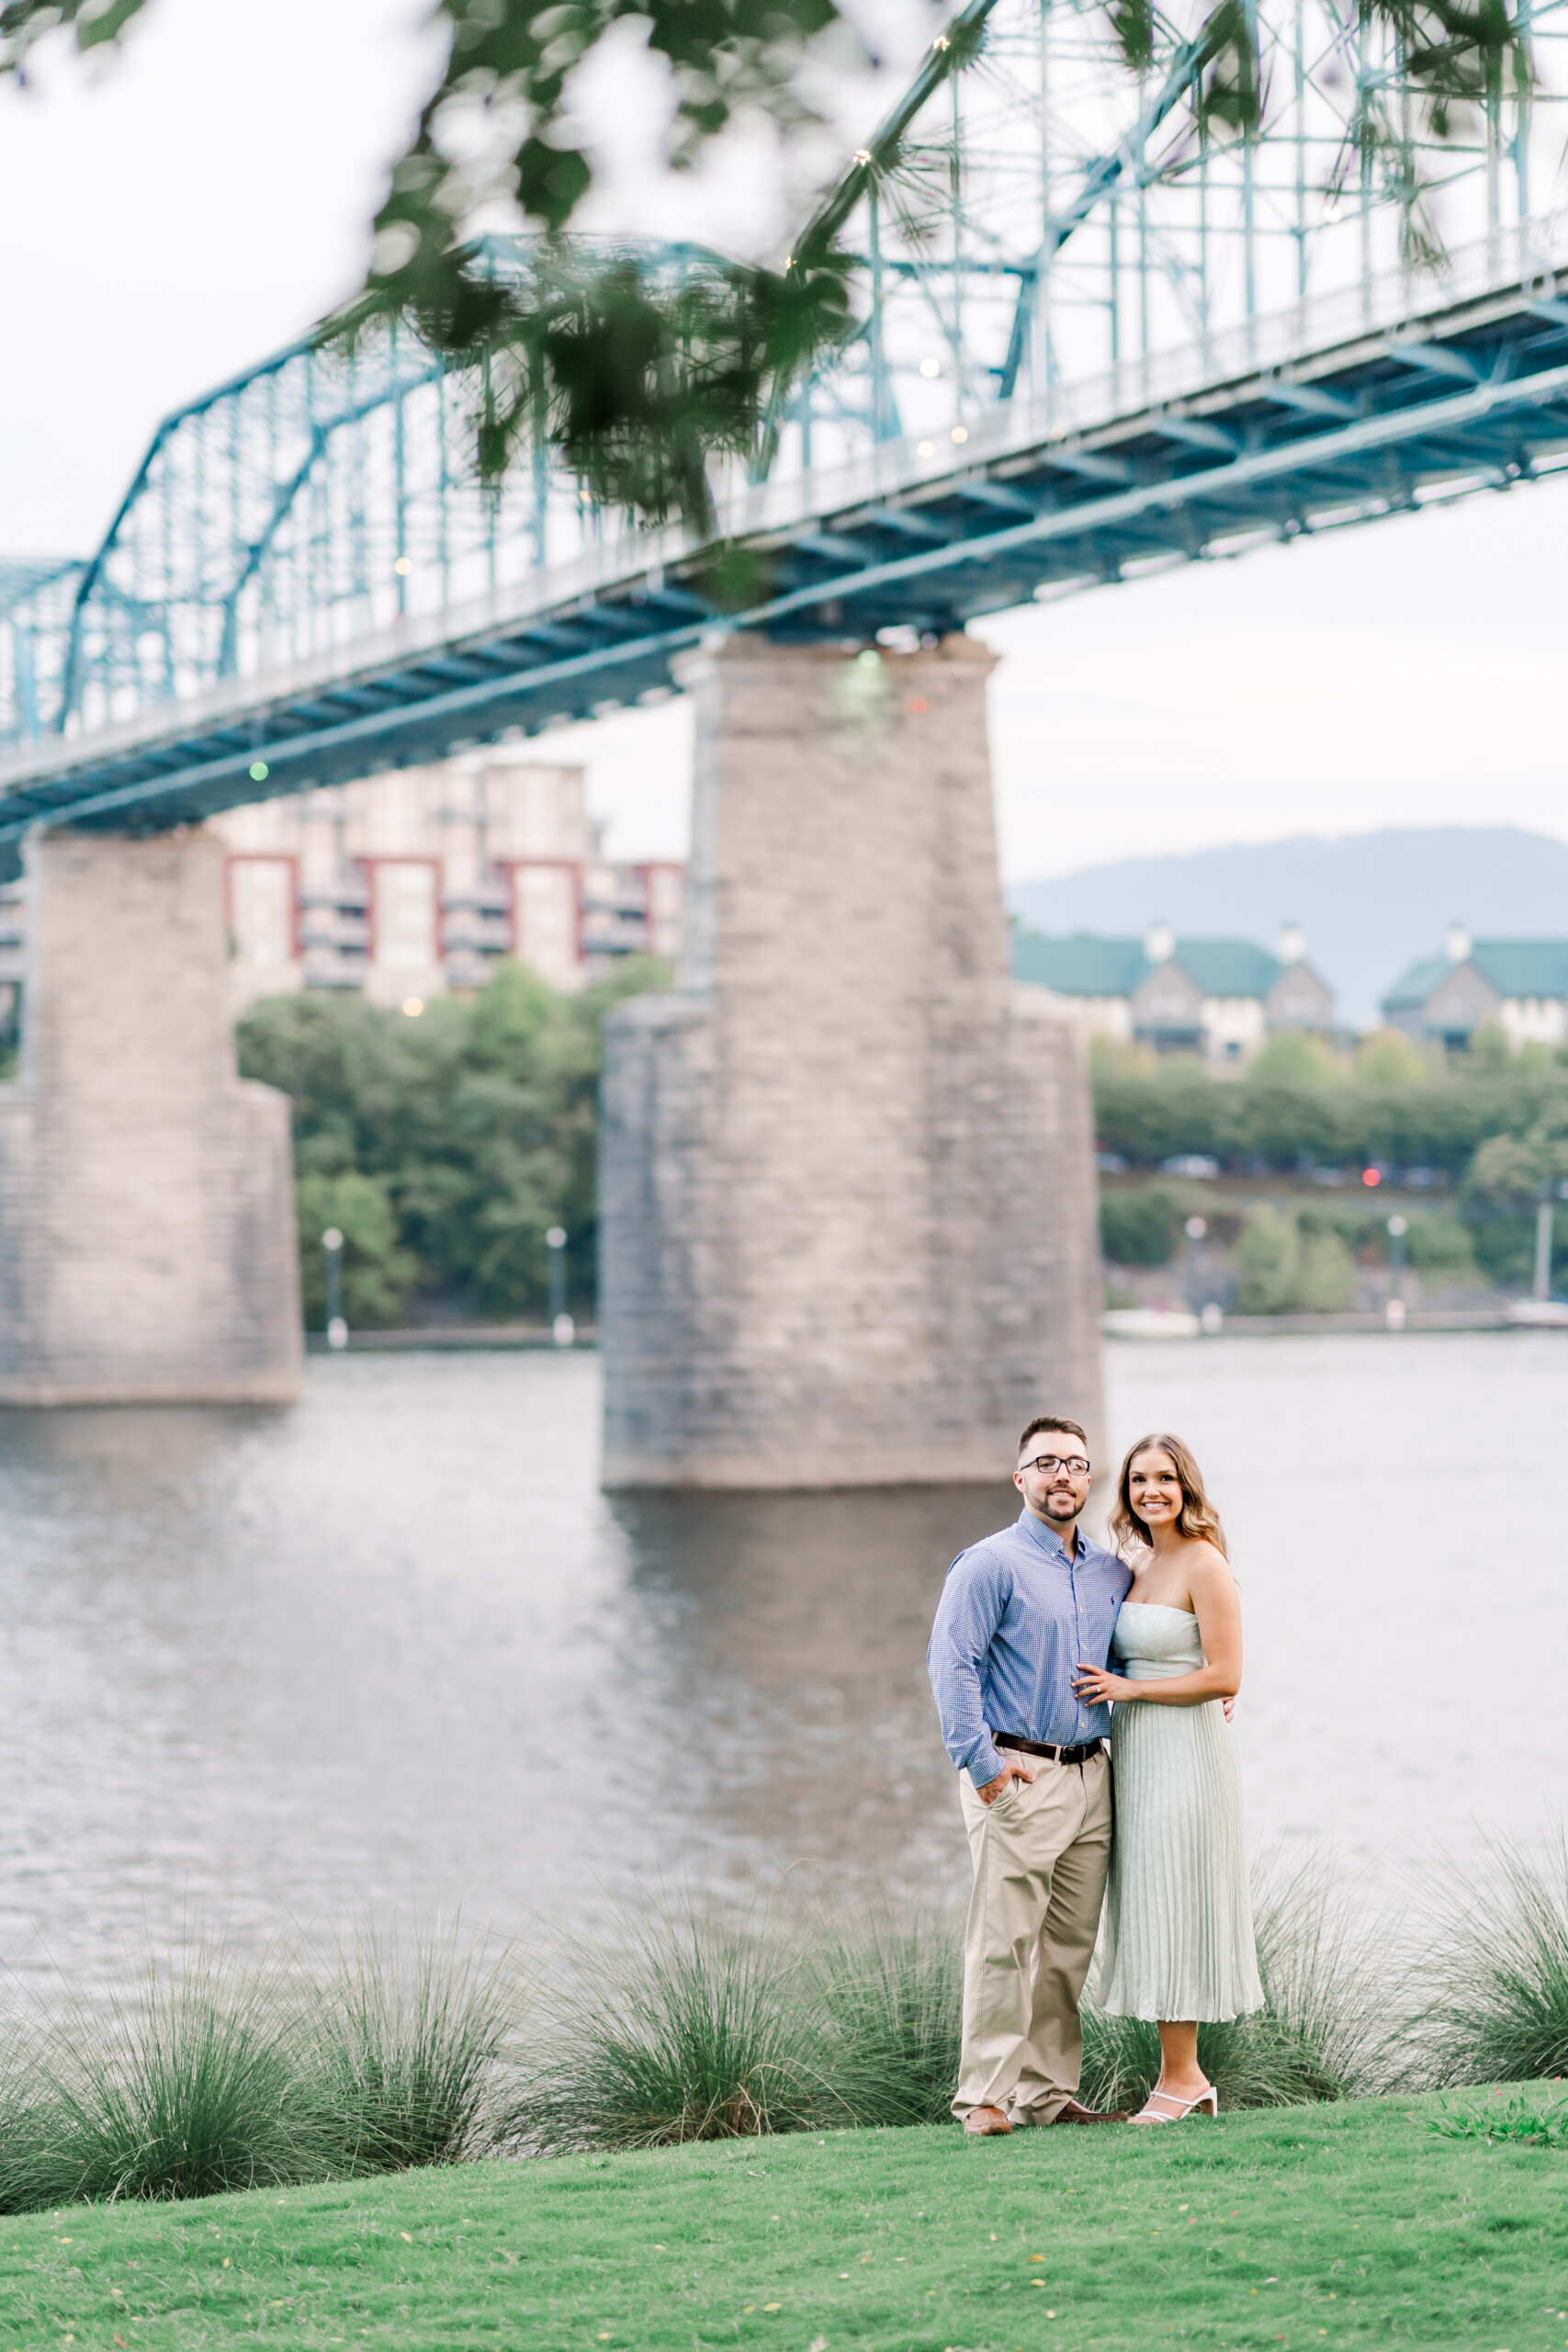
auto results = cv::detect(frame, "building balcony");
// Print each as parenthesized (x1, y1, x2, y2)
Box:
(299, 919, 369, 951)
(446, 887, 512, 916)
(300, 886, 369, 914)
(442, 917, 513, 955)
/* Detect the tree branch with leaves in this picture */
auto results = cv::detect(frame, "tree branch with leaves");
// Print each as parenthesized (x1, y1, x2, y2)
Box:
(1, 0, 1536, 536)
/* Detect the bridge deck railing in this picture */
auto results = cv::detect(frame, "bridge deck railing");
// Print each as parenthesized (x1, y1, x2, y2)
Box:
(2, 207, 1565, 800)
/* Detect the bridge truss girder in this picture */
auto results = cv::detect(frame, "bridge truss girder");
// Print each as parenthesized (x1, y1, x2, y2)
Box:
(2, 0, 1567, 863)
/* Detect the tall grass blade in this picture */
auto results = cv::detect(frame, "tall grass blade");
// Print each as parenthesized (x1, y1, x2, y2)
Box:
(807, 1905, 963, 2128)
(520, 1893, 834, 2150)
(1081, 1849, 1398, 2112)
(1415, 1829, 1568, 2088)
(0, 1941, 313, 2211)
(293, 1912, 523, 2173)
(297, 1909, 531, 2164)
(1079, 2007, 1163, 2114)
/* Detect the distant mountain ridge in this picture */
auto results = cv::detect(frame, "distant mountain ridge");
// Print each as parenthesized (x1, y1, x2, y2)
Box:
(1005, 827, 1568, 1029)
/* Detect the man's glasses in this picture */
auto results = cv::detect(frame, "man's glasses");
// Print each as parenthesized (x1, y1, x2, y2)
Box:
(1021, 1453, 1091, 1478)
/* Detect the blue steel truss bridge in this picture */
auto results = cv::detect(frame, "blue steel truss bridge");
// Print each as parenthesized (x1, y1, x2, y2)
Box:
(4, 0, 1568, 870)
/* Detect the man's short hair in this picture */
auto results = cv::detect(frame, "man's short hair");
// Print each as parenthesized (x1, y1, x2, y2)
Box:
(1018, 1413, 1089, 1460)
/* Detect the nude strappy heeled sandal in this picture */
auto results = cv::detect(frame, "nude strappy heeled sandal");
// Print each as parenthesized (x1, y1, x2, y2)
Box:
(1132, 2081, 1219, 2123)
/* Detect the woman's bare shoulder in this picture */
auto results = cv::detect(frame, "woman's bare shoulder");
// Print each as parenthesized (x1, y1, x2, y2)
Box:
(1182, 1538, 1235, 1586)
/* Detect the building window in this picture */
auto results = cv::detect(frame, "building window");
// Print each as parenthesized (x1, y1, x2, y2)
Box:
(371, 862, 440, 973)
(229, 857, 298, 968)
(511, 862, 582, 993)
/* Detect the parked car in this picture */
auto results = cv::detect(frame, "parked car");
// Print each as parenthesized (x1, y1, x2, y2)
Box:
(1158, 1154, 1220, 1180)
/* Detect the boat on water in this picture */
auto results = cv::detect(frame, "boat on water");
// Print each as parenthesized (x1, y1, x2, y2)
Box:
(1102, 1306, 1213, 1340)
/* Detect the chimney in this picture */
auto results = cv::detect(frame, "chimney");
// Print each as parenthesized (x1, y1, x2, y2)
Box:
(1144, 921, 1176, 964)
(1445, 922, 1472, 965)
(1277, 922, 1305, 965)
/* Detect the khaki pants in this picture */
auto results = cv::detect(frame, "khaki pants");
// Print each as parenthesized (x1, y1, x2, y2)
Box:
(953, 1749, 1112, 2121)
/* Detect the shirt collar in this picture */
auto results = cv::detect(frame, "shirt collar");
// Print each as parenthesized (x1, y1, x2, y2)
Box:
(1016, 1504, 1081, 1564)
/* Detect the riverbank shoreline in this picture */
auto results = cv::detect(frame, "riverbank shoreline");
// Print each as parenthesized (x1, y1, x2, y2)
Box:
(304, 1322, 598, 1351)
(1111, 1304, 1519, 1338)
(305, 1306, 1545, 1350)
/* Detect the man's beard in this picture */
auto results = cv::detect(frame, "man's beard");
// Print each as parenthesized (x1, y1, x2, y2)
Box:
(1041, 1488, 1077, 1521)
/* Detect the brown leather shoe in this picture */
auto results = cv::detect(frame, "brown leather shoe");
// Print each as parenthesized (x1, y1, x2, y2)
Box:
(962, 2104, 1013, 2136)
(1043, 2098, 1131, 2124)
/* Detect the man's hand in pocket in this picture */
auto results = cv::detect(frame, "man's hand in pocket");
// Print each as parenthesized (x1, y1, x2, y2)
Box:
(976, 1760, 1036, 1807)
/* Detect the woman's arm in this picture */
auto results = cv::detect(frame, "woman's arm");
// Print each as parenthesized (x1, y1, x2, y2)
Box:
(1073, 1548, 1242, 1709)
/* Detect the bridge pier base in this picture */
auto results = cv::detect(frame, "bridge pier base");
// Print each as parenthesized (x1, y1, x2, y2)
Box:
(599, 634, 1103, 1491)
(0, 830, 303, 1405)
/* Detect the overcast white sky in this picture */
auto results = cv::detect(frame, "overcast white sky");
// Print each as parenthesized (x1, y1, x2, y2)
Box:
(3, 0, 1566, 881)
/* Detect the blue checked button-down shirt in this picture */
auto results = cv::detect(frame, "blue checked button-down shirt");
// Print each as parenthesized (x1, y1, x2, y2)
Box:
(928, 1508, 1134, 1791)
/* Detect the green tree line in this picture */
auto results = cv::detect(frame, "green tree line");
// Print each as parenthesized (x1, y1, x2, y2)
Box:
(1094, 1029, 1568, 1291)
(1093, 1029, 1568, 1181)
(241, 988, 1568, 1331)
(1100, 1183, 1482, 1306)
(237, 960, 667, 1329)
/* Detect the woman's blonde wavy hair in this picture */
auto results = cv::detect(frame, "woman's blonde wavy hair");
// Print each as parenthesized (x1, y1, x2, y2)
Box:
(1109, 1431, 1229, 1561)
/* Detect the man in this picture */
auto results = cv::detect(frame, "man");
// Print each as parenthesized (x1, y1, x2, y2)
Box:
(928, 1414, 1132, 2135)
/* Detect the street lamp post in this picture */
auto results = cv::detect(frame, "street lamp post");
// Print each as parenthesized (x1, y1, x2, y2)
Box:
(1184, 1216, 1207, 1316)
(322, 1227, 347, 1351)
(1386, 1213, 1407, 1331)
(1534, 1190, 1556, 1303)
(546, 1225, 574, 1348)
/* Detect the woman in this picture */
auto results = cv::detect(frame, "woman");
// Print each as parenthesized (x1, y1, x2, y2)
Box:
(1073, 1433, 1262, 2123)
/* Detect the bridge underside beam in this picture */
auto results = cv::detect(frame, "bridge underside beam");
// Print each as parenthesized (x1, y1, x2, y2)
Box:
(5, 283, 1568, 859)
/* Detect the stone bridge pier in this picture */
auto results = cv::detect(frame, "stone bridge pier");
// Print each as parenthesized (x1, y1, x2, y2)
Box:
(599, 634, 1103, 1490)
(0, 830, 302, 1405)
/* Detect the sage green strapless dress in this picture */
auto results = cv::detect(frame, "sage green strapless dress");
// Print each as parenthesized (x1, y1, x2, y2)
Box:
(1091, 1600, 1264, 2023)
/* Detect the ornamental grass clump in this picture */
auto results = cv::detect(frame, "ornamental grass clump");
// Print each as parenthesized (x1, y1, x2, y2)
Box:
(521, 1894, 833, 2150)
(1080, 1852, 1398, 2114)
(806, 1905, 963, 2129)
(292, 1914, 522, 2175)
(0, 1945, 316, 2212)
(1415, 1831, 1568, 2088)
(1231, 1849, 1403, 2100)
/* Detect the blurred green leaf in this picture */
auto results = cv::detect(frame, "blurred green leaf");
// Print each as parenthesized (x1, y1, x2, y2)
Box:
(1, 0, 1533, 529)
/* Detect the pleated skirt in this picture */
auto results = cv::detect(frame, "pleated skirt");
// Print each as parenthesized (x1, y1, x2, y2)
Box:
(1091, 1694, 1265, 2022)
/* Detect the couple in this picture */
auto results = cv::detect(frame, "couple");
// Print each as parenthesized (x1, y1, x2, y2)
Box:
(927, 1413, 1262, 2133)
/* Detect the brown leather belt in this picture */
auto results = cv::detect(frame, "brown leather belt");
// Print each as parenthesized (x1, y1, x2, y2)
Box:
(996, 1731, 1106, 1766)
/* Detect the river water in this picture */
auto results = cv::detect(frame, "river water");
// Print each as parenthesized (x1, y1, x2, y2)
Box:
(0, 1333, 1562, 1982)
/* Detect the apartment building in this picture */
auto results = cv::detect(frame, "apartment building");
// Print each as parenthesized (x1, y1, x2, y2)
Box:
(213, 753, 683, 1012)
(1012, 921, 1335, 1063)
(1382, 926, 1568, 1050)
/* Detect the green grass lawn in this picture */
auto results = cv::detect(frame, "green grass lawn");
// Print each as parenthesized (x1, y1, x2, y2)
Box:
(2, 2091, 1564, 2352)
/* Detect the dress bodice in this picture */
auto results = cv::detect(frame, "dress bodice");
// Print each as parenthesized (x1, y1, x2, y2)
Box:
(1111, 1599, 1204, 1680)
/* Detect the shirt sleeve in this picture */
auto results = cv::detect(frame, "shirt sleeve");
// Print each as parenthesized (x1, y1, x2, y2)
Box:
(928, 1547, 1010, 1790)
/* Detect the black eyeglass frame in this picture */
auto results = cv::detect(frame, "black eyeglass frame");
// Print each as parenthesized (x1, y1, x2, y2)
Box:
(1018, 1453, 1092, 1479)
